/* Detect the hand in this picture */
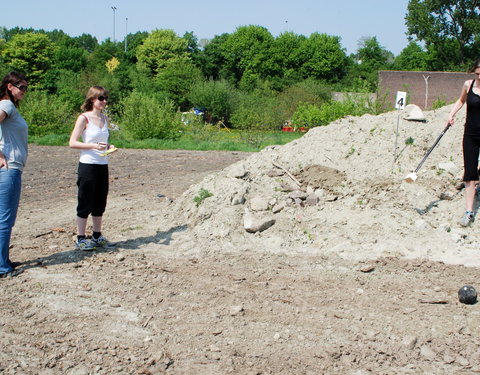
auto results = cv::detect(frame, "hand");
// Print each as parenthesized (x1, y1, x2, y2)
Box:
(96, 142, 108, 151)
(0, 152, 8, 169)
(107, 144, 115, 150)
(447, 117, 455, 126)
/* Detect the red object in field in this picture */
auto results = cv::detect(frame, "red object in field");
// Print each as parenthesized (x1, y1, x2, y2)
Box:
(298, 127, 308, 132)
(282, 126, 294, 132)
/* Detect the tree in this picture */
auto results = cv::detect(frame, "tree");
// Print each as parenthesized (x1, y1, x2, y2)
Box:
(297, 33, 348, 82)
(199, 33, 229, 80)
(136, 29, 190, 77)
(221, 25, 277, 87)
(272, 32, 307, 82)
(394, 41, 429, 70)
(1, 32, 55, 87)
(405, 0, 480, 69)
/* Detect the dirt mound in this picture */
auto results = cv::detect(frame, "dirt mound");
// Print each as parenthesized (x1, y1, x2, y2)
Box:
(158, 104, 480, 267)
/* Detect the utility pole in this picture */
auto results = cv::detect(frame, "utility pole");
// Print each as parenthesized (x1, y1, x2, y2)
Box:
(125, 17, 128, 53)
(111, 6, 117, 42)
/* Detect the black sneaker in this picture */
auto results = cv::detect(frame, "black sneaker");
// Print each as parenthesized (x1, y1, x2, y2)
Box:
(0, 269, 24, 278)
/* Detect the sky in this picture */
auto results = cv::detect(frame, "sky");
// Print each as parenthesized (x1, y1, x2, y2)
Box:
(2, 0, 411, 56)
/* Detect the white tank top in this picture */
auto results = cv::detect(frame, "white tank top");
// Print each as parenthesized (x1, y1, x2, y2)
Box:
(79, 113, 109, 165)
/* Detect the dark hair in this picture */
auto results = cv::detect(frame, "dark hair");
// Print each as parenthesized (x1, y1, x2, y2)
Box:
(0, 71, 28, 107)
(81, 86, 109, 112)
(469, 59, 480, 73)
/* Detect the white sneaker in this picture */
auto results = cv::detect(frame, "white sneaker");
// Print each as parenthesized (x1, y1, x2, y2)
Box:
(91, 235, 109, 248)
(75, 238, 96, 251)
(459, 211, 474, 227)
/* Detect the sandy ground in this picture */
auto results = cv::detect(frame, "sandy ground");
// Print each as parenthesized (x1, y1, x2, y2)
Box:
(2, 104, 480, 374)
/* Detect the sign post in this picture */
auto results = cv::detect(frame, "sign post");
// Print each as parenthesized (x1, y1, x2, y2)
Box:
(393, 91, 407, 163)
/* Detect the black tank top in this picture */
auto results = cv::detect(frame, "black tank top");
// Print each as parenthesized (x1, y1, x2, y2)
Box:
(465, 79, 480, 135)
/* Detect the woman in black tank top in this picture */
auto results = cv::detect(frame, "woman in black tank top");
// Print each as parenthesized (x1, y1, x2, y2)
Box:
(448, 59, 480, 226)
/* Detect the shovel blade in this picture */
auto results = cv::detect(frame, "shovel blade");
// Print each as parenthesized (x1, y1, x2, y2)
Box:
(404, 172, 417, 183)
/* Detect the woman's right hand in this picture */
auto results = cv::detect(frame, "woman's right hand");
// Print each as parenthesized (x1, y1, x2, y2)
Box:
(0, 152, 8, 169)
(447, 117, 455, 126)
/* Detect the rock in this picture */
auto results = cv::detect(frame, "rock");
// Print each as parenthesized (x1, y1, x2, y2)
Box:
(243, 209, 276, 233)
(415, 219, 428, 230)
(439, 191, 455, 200)
(305, 194, 318, 206)
(267, 169, 284, 177)
(228, 163, 247, 178)
(230, 305, 244, 316)
(314, 188, 325, 198)
(250, 196, 270, 211)
(116, 254, 125, 262)
(403, 104, 426, 122)
(289, 190, 308, 200)
(438, 161, 459, 176)
(280, 183, 297, 192)
(420, 345, 436, 359)
(402, 335, 418, 350)
(272, 201, 286, 213)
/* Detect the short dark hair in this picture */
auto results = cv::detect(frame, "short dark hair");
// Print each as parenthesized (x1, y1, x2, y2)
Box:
(0, 71, 28, 107)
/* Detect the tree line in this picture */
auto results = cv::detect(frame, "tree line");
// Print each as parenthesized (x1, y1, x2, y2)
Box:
(0, 0, 478, 140)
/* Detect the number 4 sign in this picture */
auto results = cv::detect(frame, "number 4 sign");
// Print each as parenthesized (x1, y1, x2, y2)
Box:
(395, 91, 407, 110)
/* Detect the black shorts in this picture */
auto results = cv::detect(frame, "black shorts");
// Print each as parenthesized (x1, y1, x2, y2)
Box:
(76, 162, 109, 218)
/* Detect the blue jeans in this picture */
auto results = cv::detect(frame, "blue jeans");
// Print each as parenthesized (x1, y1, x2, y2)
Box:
(0, 168, 22, 274)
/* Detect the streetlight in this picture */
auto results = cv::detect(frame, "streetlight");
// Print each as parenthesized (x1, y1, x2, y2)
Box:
(111, 6, 117, 42)
(125, 17, 128, 53)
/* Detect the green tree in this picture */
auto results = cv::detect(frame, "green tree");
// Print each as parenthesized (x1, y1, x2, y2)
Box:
(393, 41, 429, 70)
(405, 0, 480, 69)
(200, 33, 229, 80)
(272, 32, 307, 82)
(346, 36, 394, 91)
(75, 33, 98, 53)
(1, 32, 56, 87)
(136, 29, 190, 77)
(156, 60, 203, 109)
(221, 25, 277, 87)
(298, 33, 348, 82)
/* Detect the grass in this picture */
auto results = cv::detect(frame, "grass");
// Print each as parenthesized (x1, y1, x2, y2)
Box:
(29, 129, 304, 152)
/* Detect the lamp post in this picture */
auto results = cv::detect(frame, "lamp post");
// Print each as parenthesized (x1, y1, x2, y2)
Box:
(111, 6, 117, 42)
(125, 17, 128, 53)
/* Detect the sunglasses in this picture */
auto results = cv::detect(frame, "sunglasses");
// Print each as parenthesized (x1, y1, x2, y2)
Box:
(13, 84, 28, 92)
(97, 96, 108, 102)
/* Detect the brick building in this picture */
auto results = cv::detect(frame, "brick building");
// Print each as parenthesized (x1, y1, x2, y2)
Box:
(378, 70, 475, 110)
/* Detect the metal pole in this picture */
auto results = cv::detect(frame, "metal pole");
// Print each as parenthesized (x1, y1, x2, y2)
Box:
(423, 75, 430, 110)
(111, 6, 117, 42)
(125, 17, 128, 53)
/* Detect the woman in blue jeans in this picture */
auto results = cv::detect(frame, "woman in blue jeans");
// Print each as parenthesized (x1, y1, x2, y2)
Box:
(0, 71, 29, 278)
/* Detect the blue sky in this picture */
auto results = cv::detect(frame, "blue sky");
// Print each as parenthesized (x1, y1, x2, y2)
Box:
(2, 0, 411, 55)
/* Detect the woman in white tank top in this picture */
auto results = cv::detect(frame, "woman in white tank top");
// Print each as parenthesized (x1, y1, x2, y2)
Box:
(69, 86, 116, 250)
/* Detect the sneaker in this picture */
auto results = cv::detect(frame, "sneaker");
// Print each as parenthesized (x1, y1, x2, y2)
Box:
(91, 235, 108, 248)
(75, 238, 96, 251)
(459, 211, 475, 227)
(0, 269, 24, 278)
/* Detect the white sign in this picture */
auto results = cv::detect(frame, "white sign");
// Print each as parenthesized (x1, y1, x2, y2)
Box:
(395, 91, 407, 110)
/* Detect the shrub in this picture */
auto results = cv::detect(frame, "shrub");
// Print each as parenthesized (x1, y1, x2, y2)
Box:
(21, 91, 75, 136)
(120, 90, 182, 140)
(230, 92, 283, 131)
(187, 79, 238, 123)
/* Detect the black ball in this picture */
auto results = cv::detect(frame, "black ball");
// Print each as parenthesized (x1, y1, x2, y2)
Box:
(458, 285, 477, 305)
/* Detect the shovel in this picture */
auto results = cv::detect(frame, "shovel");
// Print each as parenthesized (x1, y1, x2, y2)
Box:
(404, 124, 451, 183)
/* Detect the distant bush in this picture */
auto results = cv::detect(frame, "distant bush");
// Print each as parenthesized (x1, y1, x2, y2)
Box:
(230, 92, 283, 131)
(187, 79, 238, 123)
(119, 90, 181, 140)
(21, 91, 75, 136)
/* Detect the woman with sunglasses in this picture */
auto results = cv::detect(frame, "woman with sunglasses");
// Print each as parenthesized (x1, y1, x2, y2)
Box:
(69, 86, 116, 250)
(0, 71, 29, 278)
(447, 58, 480, 226)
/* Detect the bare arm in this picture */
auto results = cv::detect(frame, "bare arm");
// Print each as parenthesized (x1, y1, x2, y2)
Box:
(0, 110, 7, 169)
(69, 115, 106, 151)
(447, 80, 470, 125)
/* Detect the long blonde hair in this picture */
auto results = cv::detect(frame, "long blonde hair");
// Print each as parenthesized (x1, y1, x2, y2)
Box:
(81, 86, 108, 112)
